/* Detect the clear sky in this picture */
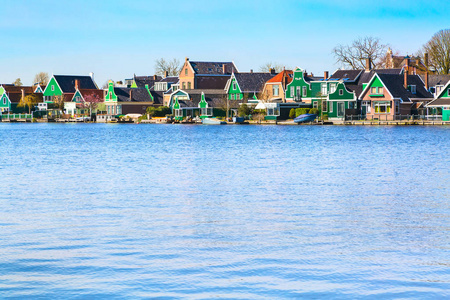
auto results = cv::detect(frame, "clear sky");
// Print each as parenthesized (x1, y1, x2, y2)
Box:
(1, 0, 448, 86)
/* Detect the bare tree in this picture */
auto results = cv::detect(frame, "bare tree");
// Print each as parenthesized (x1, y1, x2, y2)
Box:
(420, 29, 450, 74)
(13, 78, 22, 86)
(332, 36, 388, 69)
(259, 62, 284, 73)
(33, 72, 49, 85)
(154, 58, 182, 76)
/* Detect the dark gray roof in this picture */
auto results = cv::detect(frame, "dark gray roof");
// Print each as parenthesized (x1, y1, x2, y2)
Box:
(330, 70, 362, 82)
(189, 61, 237, 75)
(376, 74, 433, 102)
(114, 87, 154, 102)
(134, 75, 162, 88)
(178, 92, 227, 108)
(197, 75, 230, 89)
(159, 76, 178, 83)
(234, 72, 276, 92)
(54, 75, 97, 93)
(426, 97, 450, 107)
(419, 74, 450, 87)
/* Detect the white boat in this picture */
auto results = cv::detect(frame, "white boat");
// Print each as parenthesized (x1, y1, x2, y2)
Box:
(202, 117, 227, 125)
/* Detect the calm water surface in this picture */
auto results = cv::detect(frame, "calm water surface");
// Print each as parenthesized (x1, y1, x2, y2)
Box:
(0, 123, 449, 299)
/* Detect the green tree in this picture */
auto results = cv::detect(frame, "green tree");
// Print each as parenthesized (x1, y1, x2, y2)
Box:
(238, 104, 251, 117)
(289, 108, 296, 119)
(18, 94, 42, 114)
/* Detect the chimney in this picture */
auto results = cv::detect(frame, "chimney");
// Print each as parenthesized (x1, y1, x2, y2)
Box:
(404, 55, 410, 89)
(89, 72, 94, 80)
(250, 69, 253, 74)
(324, 71, 329, 80)
(129, 89, 132, 101)
(424, 52, 429, 70)
(365, 58, 372, 71)
(185, 57, 189, 62)
(269, 68, 275, 74)
(153, 74, 157, 80)
(425, 72, 429, 90)
(21, 89, 25, 101)
(223, 64, 227, 74)
(75, 79, 80, 90)
(164, 71, 168, 78)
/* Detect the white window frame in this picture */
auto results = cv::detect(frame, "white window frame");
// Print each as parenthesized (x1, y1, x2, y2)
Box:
(2, 97, 5, 105)
(273, 85, 279, 96)
(339, 89, 343, 96)
(302, 86, 307, 97)
(290, 86, 294, 97)
(233, 82, 237, 91)
(329, 102, 333, 113)
(321, 83, 327, 95)
(330, 84, 336, 94)
(201, 107, 213, 116)
(266, 107, 280, 116)
(313, 101, 318, 109)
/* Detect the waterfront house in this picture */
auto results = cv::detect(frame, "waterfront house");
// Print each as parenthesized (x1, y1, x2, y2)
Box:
(425, 80, 450, 121)
(169, 89, 227, 121)
(43, 74, 98, 104)
(0, 85, 42, 113)
(359, 72, 433, 120)
(178, 57, 237, 90)
(261, 69, 293, 103)
(225, 71, 277, 102)
(64, 88, 104, 117)
(104, 80, 162, 116)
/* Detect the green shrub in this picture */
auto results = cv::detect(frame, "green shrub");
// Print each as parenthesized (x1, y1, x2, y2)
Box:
(309, 108, 319, 115)
(322, 113, 328, 120)
(238, 104, 252, 117)
(289, 108, 296, 119)
(295, 108, 309, 117)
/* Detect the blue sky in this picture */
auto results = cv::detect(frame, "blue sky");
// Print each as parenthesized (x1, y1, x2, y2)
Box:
(0, 0, 448, 86)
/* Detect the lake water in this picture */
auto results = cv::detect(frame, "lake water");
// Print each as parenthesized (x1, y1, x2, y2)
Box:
(0, 123, 449, 299)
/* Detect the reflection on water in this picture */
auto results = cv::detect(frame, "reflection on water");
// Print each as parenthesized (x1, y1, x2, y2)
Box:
(0, 123, 449, 298)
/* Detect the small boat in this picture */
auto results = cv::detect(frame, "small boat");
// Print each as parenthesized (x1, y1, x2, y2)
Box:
(294, 114, 317, 124)
(202, 117, 227, 125)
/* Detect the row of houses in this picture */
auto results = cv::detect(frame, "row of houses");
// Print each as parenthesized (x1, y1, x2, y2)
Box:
(1, 54, 450, 122)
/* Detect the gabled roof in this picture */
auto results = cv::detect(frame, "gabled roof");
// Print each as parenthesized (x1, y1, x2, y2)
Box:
(188, 61, 238, 75)
(266, 70, 293, 84)
(113, 87, 154, 102)
(362, 74, 433, 102)
(329, 70, 362, 82)
(53, 75, 97, 93)
(233, 72, 276, 92)
(158, 76, 178, 83)
(176, 90, 228, 108)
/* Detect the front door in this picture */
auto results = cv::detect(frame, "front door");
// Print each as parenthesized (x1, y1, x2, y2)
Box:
(337, 102, 345, 117)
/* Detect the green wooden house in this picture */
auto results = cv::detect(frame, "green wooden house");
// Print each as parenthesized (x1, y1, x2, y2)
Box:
(169, 89, 226, 121)
(426, 79, 450, 121)
(326, 82, 357, 119)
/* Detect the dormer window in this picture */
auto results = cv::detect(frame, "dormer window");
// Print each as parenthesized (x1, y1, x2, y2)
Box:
(370, 87, 383, 95)
(409, 85, 416, 94)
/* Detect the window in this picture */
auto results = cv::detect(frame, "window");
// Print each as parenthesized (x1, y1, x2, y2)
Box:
(321, 83, 327, 95)
(302, 86, 307, 97)
(349, 102, 355, 109)
(374, 102, 391, 113)
(290, 86, 294, 97)
(436, 85, 444, 94)
(410, 85, 416, 94)
(330, 84, 336, 94)
(109, 92, 112, 99)
(329, 102, 333, 113)
(76, 96, 80, 102)
(378, 87, 383, 94)
(187, 82, 191, 89)
(339, 89, 343, 96)
(322, 100, 327, 111)
(371, 87, 383, 94)
(117, 105, 121, 114)
(233, 82, 237, 90)
(175, 109, 183, 117)
(313, 101, 318, 109)
(201, 107, 213, 116)
(2, 97, 5, 105)
(185, 68, 188, 75)
(51, 85, 55, 91)
(182, 82, 186, 89)
(395, 101, 400, 114)
(267, 107, 279, 116)
(273, 85, 279, 96)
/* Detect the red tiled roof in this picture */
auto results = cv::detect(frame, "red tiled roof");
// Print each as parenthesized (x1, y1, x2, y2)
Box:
(266, 70, 293, 84)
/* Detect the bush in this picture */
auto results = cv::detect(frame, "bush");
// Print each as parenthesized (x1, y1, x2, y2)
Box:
(289, 108, 296, 119)
(295, 108, 309, 117)
(145, 106, 172, 117)
(252, 109, 266, 115)
(322, 113, 328, 120)
(238, 104, 252, 117)
(309, 108, 319, 115)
